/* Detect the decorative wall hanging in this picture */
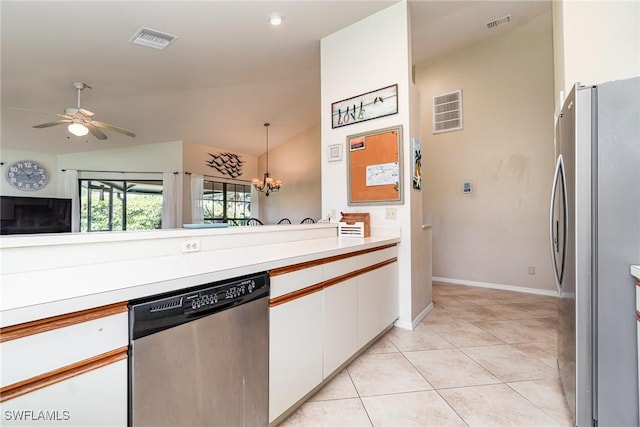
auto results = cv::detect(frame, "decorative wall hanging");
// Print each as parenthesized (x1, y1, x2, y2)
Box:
(5, 159, 49, 191)
(331, 84, 398, 129)
(347, 125, 403, 205)
(411, 138, 422, 190)
(205, 152, 244, 178)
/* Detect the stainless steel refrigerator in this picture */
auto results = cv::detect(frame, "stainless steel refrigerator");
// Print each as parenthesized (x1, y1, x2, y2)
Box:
(551, 76, 640, 427)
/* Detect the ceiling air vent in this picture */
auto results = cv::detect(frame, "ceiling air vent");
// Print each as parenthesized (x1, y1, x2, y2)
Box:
(486, 15, 511, 30)
(129, 27, 178, 50)
(433, 89, 463, 134)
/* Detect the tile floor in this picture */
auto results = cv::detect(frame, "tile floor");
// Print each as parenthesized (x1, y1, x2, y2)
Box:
(280, 282, 572, 427)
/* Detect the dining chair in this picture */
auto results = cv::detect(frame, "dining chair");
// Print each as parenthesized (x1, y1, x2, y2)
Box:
(245, 218, 264, 226)
(277, 218, 292, 225)
(300, 217, 315, 224)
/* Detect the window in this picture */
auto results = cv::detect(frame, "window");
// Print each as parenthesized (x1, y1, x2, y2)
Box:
(203, 180, 251, 224)
(79, 179, 163, 232)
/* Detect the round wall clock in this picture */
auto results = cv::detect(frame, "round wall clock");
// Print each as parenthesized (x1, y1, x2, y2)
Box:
(5, 160, 50, 191)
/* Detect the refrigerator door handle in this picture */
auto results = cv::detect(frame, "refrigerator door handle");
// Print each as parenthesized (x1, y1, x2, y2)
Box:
(549, 154, 567, 295)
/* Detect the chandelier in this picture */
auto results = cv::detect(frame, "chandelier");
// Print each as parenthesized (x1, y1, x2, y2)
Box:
(252, 123, 282, 196)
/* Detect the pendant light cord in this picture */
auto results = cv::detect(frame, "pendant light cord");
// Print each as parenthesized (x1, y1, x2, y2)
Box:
(264, 122, 270, 175)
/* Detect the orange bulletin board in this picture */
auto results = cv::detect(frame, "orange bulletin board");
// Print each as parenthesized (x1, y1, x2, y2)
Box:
(347, 125, 403, 205)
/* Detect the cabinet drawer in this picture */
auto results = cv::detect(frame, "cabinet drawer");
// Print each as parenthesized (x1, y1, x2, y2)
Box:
(356, 246, 398, 269)
(323, 257, 358, 281)
(1, 312, 128, 387)
(270, 265, 323, 299)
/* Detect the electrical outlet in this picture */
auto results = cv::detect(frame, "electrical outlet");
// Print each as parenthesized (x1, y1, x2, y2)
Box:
(528, 266, 536, 275)
(385, 208, 397, 220)
(182, 239, 200, 253)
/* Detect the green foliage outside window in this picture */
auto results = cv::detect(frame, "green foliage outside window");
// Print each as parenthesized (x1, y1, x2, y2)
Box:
(80, 180, 162, 232)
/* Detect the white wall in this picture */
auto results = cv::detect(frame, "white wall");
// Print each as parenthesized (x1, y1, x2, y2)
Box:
(259, 125, 321, 225)
(322, 2, 430, 327)
(415, 10, 556, 293)
(57, 141, 183, 174)
(0, 150, 59, 197)
(553, 0, 640, 107)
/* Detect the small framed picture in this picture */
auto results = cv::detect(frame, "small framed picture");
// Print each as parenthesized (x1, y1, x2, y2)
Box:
(328, 144, 343, 162)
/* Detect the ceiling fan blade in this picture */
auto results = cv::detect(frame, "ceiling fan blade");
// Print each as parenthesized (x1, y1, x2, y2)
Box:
(33, 119, 72, 129)
(78, 108, 94, 118)
(85, 123, 108, 140)
(91, 120, 136, 138)
(11, 107, 70, 120)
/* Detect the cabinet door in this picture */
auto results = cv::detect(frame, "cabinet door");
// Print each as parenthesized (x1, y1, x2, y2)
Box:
(357, 269, 382, 348)
(380, 262, 399, 327)
(323, 278, 358, 377)
(357, 262, 399, 348)
(269, 291, 323, 423)
(0, 360, 127, 427)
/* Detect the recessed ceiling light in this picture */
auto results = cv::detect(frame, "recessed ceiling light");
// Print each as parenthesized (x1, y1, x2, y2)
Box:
(267, 12, 285, 26)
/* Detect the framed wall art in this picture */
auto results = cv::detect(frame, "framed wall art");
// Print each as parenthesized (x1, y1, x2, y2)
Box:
(411, 138, 422, 190)
(331, 84, 398, 129)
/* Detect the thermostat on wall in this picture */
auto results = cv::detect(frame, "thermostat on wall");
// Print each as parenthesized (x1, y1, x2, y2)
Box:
(463, 180, 472, 194)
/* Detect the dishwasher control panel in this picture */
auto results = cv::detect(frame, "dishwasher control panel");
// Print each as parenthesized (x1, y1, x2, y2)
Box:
(184, 275, 267, 314)
(129, 272, 269, 340)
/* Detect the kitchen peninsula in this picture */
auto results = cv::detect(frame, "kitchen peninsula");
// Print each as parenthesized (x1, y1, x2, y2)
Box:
(0, 224, 400, 426)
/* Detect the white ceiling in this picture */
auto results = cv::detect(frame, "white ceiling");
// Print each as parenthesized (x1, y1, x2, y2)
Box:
(1, 0, 550, 157)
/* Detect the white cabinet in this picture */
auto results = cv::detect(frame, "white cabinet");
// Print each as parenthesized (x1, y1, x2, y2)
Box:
(323, 277, 358, 376)
(268, 244, 399, 422)
(269, 290, 323, 423)
(358, 268, 382, 348)
(0, 359, 127, 427)
(380, 261, 400, 327)
(0, 304, 128, 426)
(357, 262, 398, 348)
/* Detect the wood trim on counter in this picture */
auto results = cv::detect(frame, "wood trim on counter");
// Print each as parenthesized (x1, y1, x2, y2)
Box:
(269, 243, 398, 277)
(269, 283, 325, 307)
(0, 302, 128, 343)
(322, 258, 398, 290)
(269, 257, 398, 307)
(0, 346, 128, 402)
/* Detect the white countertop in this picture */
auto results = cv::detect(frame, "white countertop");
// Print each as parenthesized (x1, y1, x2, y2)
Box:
(631, 265, 640, 280)
(0, 224, 400, 326)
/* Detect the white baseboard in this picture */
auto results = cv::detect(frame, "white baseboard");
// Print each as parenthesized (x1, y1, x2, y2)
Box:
(394, 302, 434, 331)
(432, 277, 558, 297)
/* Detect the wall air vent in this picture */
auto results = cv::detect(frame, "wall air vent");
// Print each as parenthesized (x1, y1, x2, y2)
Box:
(129, 27, 178, 50)
(486, 15, 511, 29)
(433, 89, 463, 134)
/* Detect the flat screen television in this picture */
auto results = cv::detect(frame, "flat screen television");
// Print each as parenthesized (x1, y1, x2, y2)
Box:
(0, 196, 72, 235)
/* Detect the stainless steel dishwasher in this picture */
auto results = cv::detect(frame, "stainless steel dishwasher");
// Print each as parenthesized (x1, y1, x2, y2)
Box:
(128, 272, 269, 427)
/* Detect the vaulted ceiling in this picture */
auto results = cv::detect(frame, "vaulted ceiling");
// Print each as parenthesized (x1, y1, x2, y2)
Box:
(1, 1, 551, 156)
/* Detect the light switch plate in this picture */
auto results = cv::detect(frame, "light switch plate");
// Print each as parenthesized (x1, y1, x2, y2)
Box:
(385, 208, 397, 220)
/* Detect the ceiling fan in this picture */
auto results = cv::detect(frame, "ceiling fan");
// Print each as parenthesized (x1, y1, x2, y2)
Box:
(16, 82, 136, 140)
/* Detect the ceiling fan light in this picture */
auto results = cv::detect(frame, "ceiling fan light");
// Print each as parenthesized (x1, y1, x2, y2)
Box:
(68, 122, 89, 136)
